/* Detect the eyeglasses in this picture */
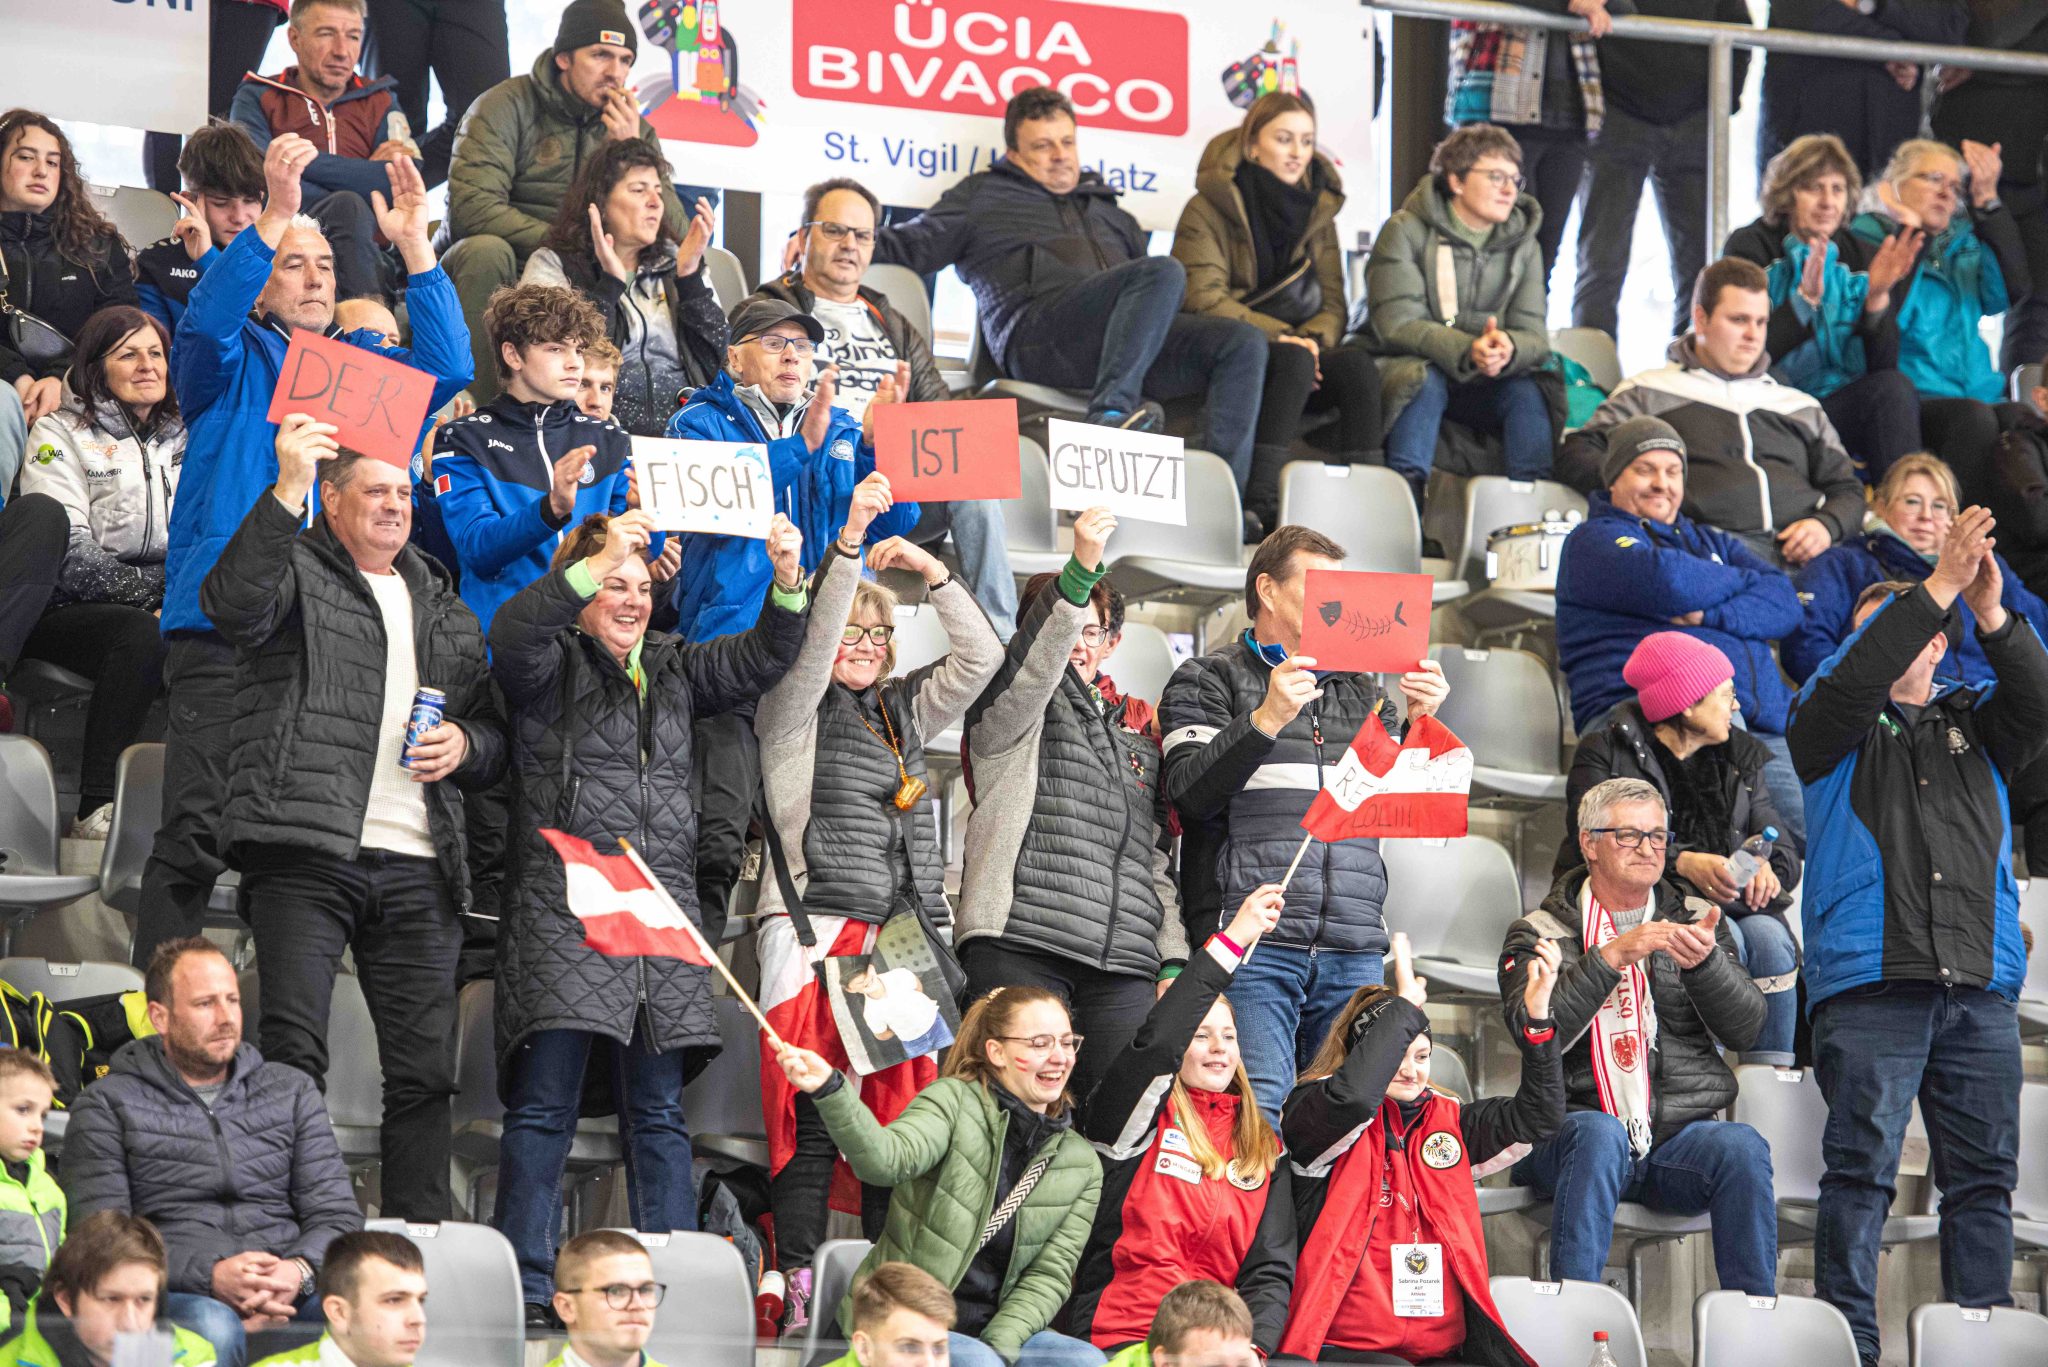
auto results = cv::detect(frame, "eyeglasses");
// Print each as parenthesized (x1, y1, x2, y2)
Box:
(1077, 626, 1116, 647)
(1585, 827, 1676, 850)
(559, 1283, 667, 1309)
(1471, 168, 1525, 190)
(746, 334, 816, 357)
(1909, 170, 1963, 196)
(841, 624, 896, 647)
(997, 1034, 1085, 1054)
(1893, 493, 1956, 519)
(806, 220, 876, 246)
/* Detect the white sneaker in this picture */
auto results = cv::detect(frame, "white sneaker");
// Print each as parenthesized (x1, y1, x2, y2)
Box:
(69, 805, 113, 841)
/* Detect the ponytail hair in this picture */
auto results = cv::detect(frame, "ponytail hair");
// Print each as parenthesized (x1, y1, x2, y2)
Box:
(941, 985, 1076, 1118)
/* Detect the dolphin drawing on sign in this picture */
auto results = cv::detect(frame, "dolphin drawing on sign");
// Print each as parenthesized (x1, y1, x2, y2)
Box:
(1317, 598, 1408, 640)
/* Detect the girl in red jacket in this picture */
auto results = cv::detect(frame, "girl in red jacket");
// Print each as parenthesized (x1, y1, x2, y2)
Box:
(1068, 885, 1295, 1355)
(1279, 936, 1564, 1366)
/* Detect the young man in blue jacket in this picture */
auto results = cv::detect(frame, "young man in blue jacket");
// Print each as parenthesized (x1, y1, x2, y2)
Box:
(1556, 414, 1808, 846)
(1789, 506, 2048, 1367)
(142, 132, 473, 970)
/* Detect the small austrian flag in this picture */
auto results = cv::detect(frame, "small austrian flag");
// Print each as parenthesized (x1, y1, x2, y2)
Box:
(433, 473, 451, 496)
(540, 828, 715, 964)
(1301, 713, 1473, 842)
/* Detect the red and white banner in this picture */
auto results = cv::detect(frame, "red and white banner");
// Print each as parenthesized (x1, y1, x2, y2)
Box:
(540, 828, 717, 964)
(1300, 714, 1473, 844)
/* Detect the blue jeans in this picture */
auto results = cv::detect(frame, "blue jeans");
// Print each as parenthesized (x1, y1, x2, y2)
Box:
(0, 381, 25, 501)
(1811, 982, 2020, 1365)
(1726, 913, 1800, 1057)
(493, 1026, 698, 1304)
(1001, 256, 1267, 487)
(912, 498, 1018, 637)
(948, 1330, 1107, 1367)
(1384, 366, 1553, 488)
(1224, 944, 1384, 1121)
(1512, 1111, 1778, 1294)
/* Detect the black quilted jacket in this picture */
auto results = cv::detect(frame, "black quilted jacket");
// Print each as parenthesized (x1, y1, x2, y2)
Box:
(61, 1040, 363, 1296)
(487, 564, 806, 1088)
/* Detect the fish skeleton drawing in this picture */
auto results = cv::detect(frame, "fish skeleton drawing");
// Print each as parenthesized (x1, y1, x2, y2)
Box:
(1318, 598, 1406, 639)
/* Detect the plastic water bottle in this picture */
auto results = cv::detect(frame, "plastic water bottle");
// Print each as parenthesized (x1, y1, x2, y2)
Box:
(753, 1269, 785, 1342)
(1729, 826, 1778, 890)
(1587, 1331, 1619, 1366)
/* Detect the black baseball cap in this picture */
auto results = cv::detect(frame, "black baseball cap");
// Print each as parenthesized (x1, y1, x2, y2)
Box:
(728, 298, 824, 346)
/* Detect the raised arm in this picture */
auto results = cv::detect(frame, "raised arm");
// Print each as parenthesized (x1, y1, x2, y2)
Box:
(967, 508, 1113, 755)
(871, 175, 978, 276)
(753, 517, 867, 745)
(199, 415, 333, 645)
(1459, 940, 1564, 1163)
(679, 515, 813, 717)
(1159, 656, 1280, 820)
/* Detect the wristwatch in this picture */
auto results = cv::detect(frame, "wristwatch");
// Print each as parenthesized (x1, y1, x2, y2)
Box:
(295, 1258, 316, 1303)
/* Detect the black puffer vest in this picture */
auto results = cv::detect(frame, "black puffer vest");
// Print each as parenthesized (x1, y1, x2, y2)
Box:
(803, 679, 950, 926)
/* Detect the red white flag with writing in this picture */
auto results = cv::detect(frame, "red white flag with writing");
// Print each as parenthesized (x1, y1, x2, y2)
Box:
(540, 828, 716, 964)
(1300, 713, 1472, 842)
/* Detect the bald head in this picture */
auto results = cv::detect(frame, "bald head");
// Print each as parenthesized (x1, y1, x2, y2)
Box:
(255, 222, 336, 331)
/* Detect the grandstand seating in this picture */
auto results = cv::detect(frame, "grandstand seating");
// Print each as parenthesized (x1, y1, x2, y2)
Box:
(365, 1219, 524, 1367)
(801, 1238, 874, 1367)
(1692, 1290, 1859, 1367)
(1490, 1277, 1648, 1367)
(1907, 1302, 2048, 1366)
(1105, 450, 1248, 610)
(0, 737, 99, 956)
(610, 1229, 755, 1367)
(1276, 461, 1466, 604)
(704, 245, 748, 313)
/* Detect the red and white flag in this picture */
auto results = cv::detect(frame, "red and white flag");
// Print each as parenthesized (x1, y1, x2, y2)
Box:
(1300, 713, 1473, 843)
(540, 828, 715, 964)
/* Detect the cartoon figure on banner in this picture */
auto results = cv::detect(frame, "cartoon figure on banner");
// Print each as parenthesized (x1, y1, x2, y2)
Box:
(636, 0, 766, 146)
(1221, 21, 1305, 108)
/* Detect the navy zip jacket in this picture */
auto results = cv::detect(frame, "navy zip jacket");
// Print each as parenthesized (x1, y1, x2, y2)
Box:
(1788, 582, 2048, 1007)
(134, 238, 216, 336)
(1556, 492, 1803, 733)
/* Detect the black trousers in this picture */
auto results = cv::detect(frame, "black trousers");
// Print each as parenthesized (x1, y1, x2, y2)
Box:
(958, 936, 1156, 1114)
(1821, 369, 1922, 483)
(1922, 396, 2004, 505)
(1253, 340, 1382, 454)
(132, 633, 237, 967)
(1505, 124, 1588, 287)
(0, 494, 65, 674)
(241, 843, 463, 1222)
(361, 0, 512, 188)
(774, 1093, 891, 1272)
(692, 711, 761, 947)
(20, 604, 167, 817)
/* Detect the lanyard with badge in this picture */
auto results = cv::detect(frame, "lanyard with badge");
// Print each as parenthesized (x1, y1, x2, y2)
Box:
(1382, 1129, 1444, 1318)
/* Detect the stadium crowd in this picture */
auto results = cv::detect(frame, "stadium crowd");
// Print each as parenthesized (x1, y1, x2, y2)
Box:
(3, 0, 2048, 1365)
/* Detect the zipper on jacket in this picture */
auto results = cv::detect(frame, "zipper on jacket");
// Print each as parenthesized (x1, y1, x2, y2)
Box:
(1729, 376, 1773, 533)
(1097, 708, 1134, 968)
(1309, 698, 1330, 944)
(533, 409, 570, 553)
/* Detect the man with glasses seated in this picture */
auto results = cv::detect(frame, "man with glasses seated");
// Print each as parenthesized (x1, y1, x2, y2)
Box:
(546, 1232, 672, 1367)
(1498, 777, 1775, 1297)
(746, 177, 1019, 638)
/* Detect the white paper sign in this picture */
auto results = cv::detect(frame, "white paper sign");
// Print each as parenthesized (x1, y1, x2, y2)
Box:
(630, 437, 775, 539)
(1045, 418, 1187, 526)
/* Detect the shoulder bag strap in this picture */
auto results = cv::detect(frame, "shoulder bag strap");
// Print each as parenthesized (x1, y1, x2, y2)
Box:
(978, 1149, 1056, 1252)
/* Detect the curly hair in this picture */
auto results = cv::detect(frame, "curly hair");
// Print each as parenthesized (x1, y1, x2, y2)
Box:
(482, 282, 605, 380)
(541, 139, 676, 261)
(0, 109, 127, 271)
(1758, 133, 1860, 230)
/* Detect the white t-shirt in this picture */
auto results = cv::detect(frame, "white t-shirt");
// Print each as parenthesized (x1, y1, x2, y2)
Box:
(812, 295, 902, 423)
(359, 571, 436, 859)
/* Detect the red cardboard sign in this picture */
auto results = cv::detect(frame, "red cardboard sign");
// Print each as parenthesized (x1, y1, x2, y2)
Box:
(873, 398, 1021, 502)
(266, 328, 436, 471)
(1296, 570, 1433, 675)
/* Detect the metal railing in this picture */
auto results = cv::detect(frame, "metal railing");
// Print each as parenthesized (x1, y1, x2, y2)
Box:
(1362, 0, 2048, 250)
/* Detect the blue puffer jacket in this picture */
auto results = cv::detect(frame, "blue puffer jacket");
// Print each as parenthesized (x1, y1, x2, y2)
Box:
(163, 227, 472, 633)
(1557, 492, 1803, 733)
(1785, 529, 2048, 686)
(663, 371, 918, 641)
(1763, 234, 1871, 400)
(1849, 209, 2007, 404)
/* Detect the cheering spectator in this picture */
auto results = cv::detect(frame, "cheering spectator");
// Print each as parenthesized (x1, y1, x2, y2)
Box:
(1363, 124, 1555, 512)
(136, 124, 267, 337)
(1759, 0, 1968, 180)
(816, 1263, 956, 1367)
(442, 0, 706, 401)
(1560, 257, 1864, 567)
(0, 1213, 221, 1367)
(141, 131, 469, 962)
(64, 939, 365, 1366)
(1790, 510, 2048, 1365)
(752, 481, 1000, 1331)
(576, 337, 622, 421)
(957, 509, 1183, 1100)
(1502, 778, 1775, 1296)
(0, 110, 138, 494)
(544, 1231, 670, 1367)
(1172, 93, 1380, 528)
(1278, 935, 1562, 1364)
(521, 141, 724, 436)
(874, 87, 1266, 512)
(1560, 633, 1804, 1059)
(1067, 889, 1292, 1355)
(14, 308, 181, 837)
(1555, 415, 1807, 843)
(360, 0, 510, 188)
(197, 418, 504, 1224)
(1850, 139, 2029, 503)
(1104, 1282, 1259, 1367)
(775, 987, 1106, 1367)
(0, 1052, 60, 1335)
(1723, 134, 1923, 478)
(486, 509, 806, 1321)
(1159, 525, 1451, 1118)
(753, 177, 1019, 634)
(249, 1231, 426, 1367)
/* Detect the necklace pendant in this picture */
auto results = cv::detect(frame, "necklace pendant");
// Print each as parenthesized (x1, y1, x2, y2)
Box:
(894, 775, 928, 809)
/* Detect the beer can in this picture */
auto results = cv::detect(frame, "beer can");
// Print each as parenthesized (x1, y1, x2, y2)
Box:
(401, 688, 446, 768)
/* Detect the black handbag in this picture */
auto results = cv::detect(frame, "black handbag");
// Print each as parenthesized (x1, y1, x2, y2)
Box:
(1242, 254, 1323, 327)
(0, 250, 73, 367)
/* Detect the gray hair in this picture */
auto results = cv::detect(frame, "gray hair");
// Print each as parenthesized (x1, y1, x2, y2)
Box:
(1880, 138, 1962, 192)
(1578, 777, 1666, 835)
(285, 213, 323, 238)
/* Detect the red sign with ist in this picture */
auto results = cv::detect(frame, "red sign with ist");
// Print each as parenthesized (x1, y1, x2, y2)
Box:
(1296, 570, 1433, 675)
(873, 398, 1021, 502)
(266, 329, 436, 472)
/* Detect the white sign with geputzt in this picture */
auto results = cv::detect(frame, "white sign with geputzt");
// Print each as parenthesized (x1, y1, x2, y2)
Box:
(630, 437, 774, 539)
(1045, 418, 1187, 526)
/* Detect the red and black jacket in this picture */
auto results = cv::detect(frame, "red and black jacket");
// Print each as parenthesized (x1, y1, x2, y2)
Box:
(1280, 996, 1564, 1365)
(1070, 941, 1296, 1353)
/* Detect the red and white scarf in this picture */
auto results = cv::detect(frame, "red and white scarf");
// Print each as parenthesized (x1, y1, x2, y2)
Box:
(1582, 884, 1656, 1157)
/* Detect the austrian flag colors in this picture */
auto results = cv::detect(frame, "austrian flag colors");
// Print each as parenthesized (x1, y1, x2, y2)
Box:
(540, 828, 716, 964)
(1300, 714, 1473, 843)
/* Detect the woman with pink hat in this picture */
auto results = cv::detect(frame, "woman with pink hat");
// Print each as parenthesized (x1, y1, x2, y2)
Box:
(1557, 631, 1803, 1059)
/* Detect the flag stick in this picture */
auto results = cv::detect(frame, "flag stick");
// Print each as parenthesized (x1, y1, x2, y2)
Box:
(619, 839, 786, 1051)
(1279, 830, 1316, 892)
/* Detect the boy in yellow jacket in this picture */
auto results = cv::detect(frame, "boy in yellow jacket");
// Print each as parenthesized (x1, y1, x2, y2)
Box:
(0, 1052, 62, 1335)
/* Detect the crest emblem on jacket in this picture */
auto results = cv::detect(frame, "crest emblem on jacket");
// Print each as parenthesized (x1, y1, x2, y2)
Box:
(1225, 1159, 1266, 1190)
(1948, 726, 1968, 755)
(1420, 1131, 1463, 1169)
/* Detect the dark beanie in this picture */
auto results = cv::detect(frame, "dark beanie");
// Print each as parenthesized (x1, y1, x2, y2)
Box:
(1599, 414, 1688, 489)
(555, 0, 639, 58)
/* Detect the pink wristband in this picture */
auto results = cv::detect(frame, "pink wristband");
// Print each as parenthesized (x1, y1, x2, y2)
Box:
(1215, 932, 1245, 957)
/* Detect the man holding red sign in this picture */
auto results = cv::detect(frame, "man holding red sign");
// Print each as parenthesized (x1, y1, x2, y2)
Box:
(1159, 525, 1450, 1120)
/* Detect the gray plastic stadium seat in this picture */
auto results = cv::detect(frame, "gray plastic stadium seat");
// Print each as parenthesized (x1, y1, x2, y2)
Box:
(325, 972, 387, 1165)
(1490, 1277, 1648, 1367)
(1105, 450, 1247, 609)
(97, 744, 240, 930)
(800, 1238, 875, 1367)
(864, 264, 934, 347)
(0, 737, 100, 954)
(1276, 462, 1466, 605)
(3, 660, 92, 743)
(998, 438, 1071, 580)
(1106, 622, 1176, 706)
(1729, 1063, 1937, 1248)
(704, 246, 748, 313)
(1692, 1290, 1859, 1367)
(1455, 476, 1587, 635)
(964, 325, 1090, 420)
(1427, 1041, 1473, 1104)
(1427, 646, 1568, 803)
(366, 1219, 523, 1367)
(1379, 834, 1522, 999)
(2011, 363, 2043, 413)
(1909, 1303, 2048, 1366)
(0, 957, 141, 1002)
(610, 1230, 755, 1367)
(1523, 1200, 1710, 1307)
(1551, 326, 1623, 394)
(680, 994, 771, 1168)
(86, 184, 179, 249)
